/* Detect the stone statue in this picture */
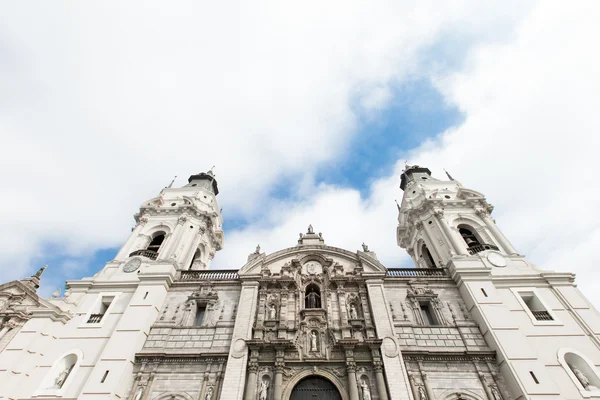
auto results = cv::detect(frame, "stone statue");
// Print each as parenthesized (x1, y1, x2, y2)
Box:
(205, 387, 213, 400)
(255, 244, 261, 254)
(418, 385, 427, 400)
(361, 381, 372, 400)
(349, 304, 358, 319)
(133, 386, 144, 400)
(307, 224, 314, 234)
(305, 288, 321, 308)
(259, 380, 269, 400)
(53, 364, 73, 389)
(268, 303, 277, 320)
(51, 289, 61, 299)
(361, 242, 369, 252)
(570, 365, 592, 390)
(310, 331, 318, 352)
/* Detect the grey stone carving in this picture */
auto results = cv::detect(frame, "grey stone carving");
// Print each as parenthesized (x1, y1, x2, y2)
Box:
(418, 385, 427, 400)
(570, 364, 596, 391)
(205, 386, 213, 400)
(133, 386, 144, 400)
(361, 380, 372, 400)
(259, 379, 269, 400)
(349, 304, 359, 319)
(310, 332, 319, 352)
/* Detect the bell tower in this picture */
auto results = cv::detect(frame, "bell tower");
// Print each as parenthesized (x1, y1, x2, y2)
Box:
(396, 165, 600, 400)
(112, 169, 224, 273)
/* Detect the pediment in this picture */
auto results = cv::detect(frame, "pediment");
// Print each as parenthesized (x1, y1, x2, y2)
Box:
(238, 245, 387, 278)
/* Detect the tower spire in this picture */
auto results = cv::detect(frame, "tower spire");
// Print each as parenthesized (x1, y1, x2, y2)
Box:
(443, 169, 455, 181)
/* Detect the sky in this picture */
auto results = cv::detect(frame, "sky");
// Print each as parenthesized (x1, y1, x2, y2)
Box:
(1, 1, 599, 308)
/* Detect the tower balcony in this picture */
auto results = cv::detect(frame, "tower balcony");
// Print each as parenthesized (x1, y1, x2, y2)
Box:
(128, 249, 158, 260)
(467, 243, 500, 255)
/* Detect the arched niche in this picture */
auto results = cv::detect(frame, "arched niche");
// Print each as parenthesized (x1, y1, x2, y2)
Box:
(304, 283, 322, 309)
(558, 347, 600, 395)
(37, 349, 83, 395)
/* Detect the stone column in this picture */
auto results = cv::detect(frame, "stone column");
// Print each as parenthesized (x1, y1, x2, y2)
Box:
(434, 212, 469, 255)
(345, 347, 360, 400)
(116, 217, 148, 259)
(421, 373, 435, 400)
(407, 373, 419, 400)
(479, 211, 518, 255)
(478, 373, 494, 400)
(140, 373, 155, 400)
(159, 215, 188, 261)
(374, 362, 389, 400)
(347, 363, 360, 400)
(416, 222, 439, 265)
(243, 364, 257, 400)
(273, 349, 285, 400)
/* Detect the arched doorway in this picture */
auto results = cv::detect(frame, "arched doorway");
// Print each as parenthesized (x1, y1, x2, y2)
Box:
(290, 376, 342, 400)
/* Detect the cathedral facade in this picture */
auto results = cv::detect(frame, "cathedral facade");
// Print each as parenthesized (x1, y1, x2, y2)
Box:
(1, 167, 599, 400)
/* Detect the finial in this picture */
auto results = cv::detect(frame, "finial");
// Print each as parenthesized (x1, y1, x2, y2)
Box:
(167, 175, 177, 188)
(395, 199, 401, 211)
(443, 169, 455, 181)
(307, 224, 314, 234)
(51, 288, 61, 298)
(361, 242, 369, 252)
(207, 166, 216, 176)
(255, 244, 261, 254)
(404, 160, 409, 171)
(33, 265, 47, 279)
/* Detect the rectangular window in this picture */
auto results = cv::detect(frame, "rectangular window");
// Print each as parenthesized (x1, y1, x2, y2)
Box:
(481, 288, 488, 297)
(529, 371, 539, 384)
(101, 370, 109, 383)
(420, 303, 436, 325)
(519, 291, 553, 321)
(87, 295, 115, 324)
(194, 304, 206, 326)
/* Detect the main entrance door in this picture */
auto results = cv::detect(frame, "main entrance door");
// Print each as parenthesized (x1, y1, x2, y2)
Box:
(290, 376, 342, 400)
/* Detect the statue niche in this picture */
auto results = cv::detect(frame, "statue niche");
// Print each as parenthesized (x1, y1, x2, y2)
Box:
(305, 284, 321, 309)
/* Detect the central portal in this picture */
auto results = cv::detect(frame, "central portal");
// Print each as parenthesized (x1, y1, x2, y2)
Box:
(290, 376, 342, 400)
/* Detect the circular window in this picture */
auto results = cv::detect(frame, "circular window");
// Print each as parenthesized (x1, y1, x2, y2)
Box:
(444, 195, 451, 199)
(428, 221, 432, 225)
(204, 195, 207, 199)
(190, 225, 194, 229)
(171, 202, 176, 206)
(421, 177, 428, 180)
(191, 184, 197, 187)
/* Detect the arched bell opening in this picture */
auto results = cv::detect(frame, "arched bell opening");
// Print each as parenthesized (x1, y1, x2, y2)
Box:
(147, 231, 166, 253)
(419, 243, 436, 268)
(458, 225, 481, 249)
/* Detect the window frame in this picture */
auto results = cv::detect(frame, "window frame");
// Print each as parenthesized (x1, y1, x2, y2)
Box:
(79, 292, 121, 329)
(511, 288, 561, 326)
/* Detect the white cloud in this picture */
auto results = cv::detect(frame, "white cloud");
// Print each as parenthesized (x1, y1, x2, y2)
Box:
(219, 1, 600, 307)
(3, 1, 598, 310)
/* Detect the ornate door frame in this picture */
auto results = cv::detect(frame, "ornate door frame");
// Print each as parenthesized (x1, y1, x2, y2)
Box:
(282, 369, 349, 400)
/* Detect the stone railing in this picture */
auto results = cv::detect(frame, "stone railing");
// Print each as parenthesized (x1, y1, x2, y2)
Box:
(180, 270, 239, 281)
(386, 268, 448, 278)
(129, 249, 159, 260)
(467, 244, 500, 255)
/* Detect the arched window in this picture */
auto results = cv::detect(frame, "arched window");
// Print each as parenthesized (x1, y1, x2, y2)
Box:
(558, 348, 600, 394)
(147, 232, 165, 253)
(189, 248, 203, 270)
(305, 284, 321, 308)
(419, 243, 436, 268)
(459, 226, 481, 248)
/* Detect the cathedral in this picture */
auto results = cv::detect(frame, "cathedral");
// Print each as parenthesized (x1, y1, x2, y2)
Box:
(1, 166, 599, 400)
